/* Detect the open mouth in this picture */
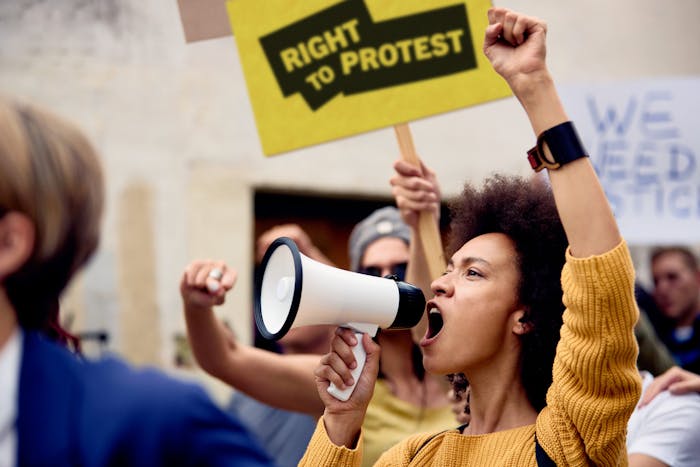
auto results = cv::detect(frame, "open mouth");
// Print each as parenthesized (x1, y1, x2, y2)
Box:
(425, 305, 444, 340)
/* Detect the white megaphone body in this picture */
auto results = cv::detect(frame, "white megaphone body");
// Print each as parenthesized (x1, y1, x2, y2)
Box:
(255, 237, 425, 401)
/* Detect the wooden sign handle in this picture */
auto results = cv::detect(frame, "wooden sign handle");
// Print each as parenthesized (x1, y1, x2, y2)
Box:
(393, 123, 446, 281)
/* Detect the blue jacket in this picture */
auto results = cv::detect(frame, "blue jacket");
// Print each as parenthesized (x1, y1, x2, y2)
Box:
(16, 331, 274, 466)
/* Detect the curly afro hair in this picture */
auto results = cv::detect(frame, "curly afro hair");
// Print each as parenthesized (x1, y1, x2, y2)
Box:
(446, 175, 568, 412)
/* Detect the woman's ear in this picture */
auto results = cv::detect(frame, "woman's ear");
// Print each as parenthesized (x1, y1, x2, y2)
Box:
(0, 212, 35, 281)
(512, 310, 533, 336)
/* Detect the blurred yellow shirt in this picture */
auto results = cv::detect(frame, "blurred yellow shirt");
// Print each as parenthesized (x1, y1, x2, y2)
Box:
(361, 379, 456, 467)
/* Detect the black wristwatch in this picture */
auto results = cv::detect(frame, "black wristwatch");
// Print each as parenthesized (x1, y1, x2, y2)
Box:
(527, 121, 589, 172)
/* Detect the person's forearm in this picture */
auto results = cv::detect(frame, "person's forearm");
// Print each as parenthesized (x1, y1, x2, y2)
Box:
(628, 453, 670, 467)
(512, 70, 566, 136)
(322, 412, 363, 448)
(185, 305, 324, 415)
(516, 73, 621, 257)
(184, 304, 235, 377)
(231, 348, 326, 416)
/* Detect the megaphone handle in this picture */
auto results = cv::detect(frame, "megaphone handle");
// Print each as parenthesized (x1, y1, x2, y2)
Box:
(327, 331, 366, 402)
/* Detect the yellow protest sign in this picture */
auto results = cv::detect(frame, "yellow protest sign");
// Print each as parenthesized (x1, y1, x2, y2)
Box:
(227, 0, 510, 155)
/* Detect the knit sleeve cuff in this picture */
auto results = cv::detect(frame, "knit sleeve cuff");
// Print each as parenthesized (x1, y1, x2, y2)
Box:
(564, 240, 633, 283)
(299, 417, 363, 467)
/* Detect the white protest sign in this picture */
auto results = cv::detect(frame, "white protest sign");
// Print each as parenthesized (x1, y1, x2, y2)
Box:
(560, 78, 700, 244)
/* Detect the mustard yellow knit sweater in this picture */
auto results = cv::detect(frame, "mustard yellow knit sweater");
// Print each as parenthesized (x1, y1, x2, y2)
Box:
(300, 241, 642, 466)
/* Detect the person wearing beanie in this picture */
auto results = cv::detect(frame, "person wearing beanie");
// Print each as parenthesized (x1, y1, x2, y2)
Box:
(348, 206, 411, 274)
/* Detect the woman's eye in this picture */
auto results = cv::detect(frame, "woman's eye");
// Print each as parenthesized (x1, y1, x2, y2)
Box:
(466, 269, 481, 277)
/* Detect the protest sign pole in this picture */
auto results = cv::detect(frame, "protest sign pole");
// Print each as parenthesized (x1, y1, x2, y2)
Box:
(393, 123, 446, 281)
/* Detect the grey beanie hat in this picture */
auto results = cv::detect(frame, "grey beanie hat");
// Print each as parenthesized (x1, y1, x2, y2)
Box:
(348, 206, 410, 272)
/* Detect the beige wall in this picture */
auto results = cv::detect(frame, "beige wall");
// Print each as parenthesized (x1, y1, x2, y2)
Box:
(1, 0, 699, 400)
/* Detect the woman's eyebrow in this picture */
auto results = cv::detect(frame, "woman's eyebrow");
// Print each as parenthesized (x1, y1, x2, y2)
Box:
(460, 257, 491, 268)
(448, 256, 491, 269)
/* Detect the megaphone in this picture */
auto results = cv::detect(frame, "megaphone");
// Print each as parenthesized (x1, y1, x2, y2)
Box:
(254, 237, 425, 401)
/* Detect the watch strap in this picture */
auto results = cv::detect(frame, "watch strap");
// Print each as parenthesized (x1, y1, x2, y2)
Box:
(527, 121, 589, 172)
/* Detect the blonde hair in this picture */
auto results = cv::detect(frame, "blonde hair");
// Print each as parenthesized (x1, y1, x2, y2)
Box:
(0, 96, 104, 329)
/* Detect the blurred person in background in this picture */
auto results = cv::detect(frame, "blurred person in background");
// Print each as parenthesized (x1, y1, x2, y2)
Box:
(649, 246, 700, 373)
(0, 96, 272, 466)
(627, 365, 700, 467)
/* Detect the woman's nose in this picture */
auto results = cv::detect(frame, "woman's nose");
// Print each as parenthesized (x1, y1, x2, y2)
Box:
(431, 273, 451, 296)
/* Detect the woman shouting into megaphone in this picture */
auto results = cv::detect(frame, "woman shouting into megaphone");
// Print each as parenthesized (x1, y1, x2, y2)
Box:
(180, 221, 455, 467)
(300, 7, 641, 466)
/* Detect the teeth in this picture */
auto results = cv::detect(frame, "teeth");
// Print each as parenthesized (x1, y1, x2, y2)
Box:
(426, 305, 444, 339)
